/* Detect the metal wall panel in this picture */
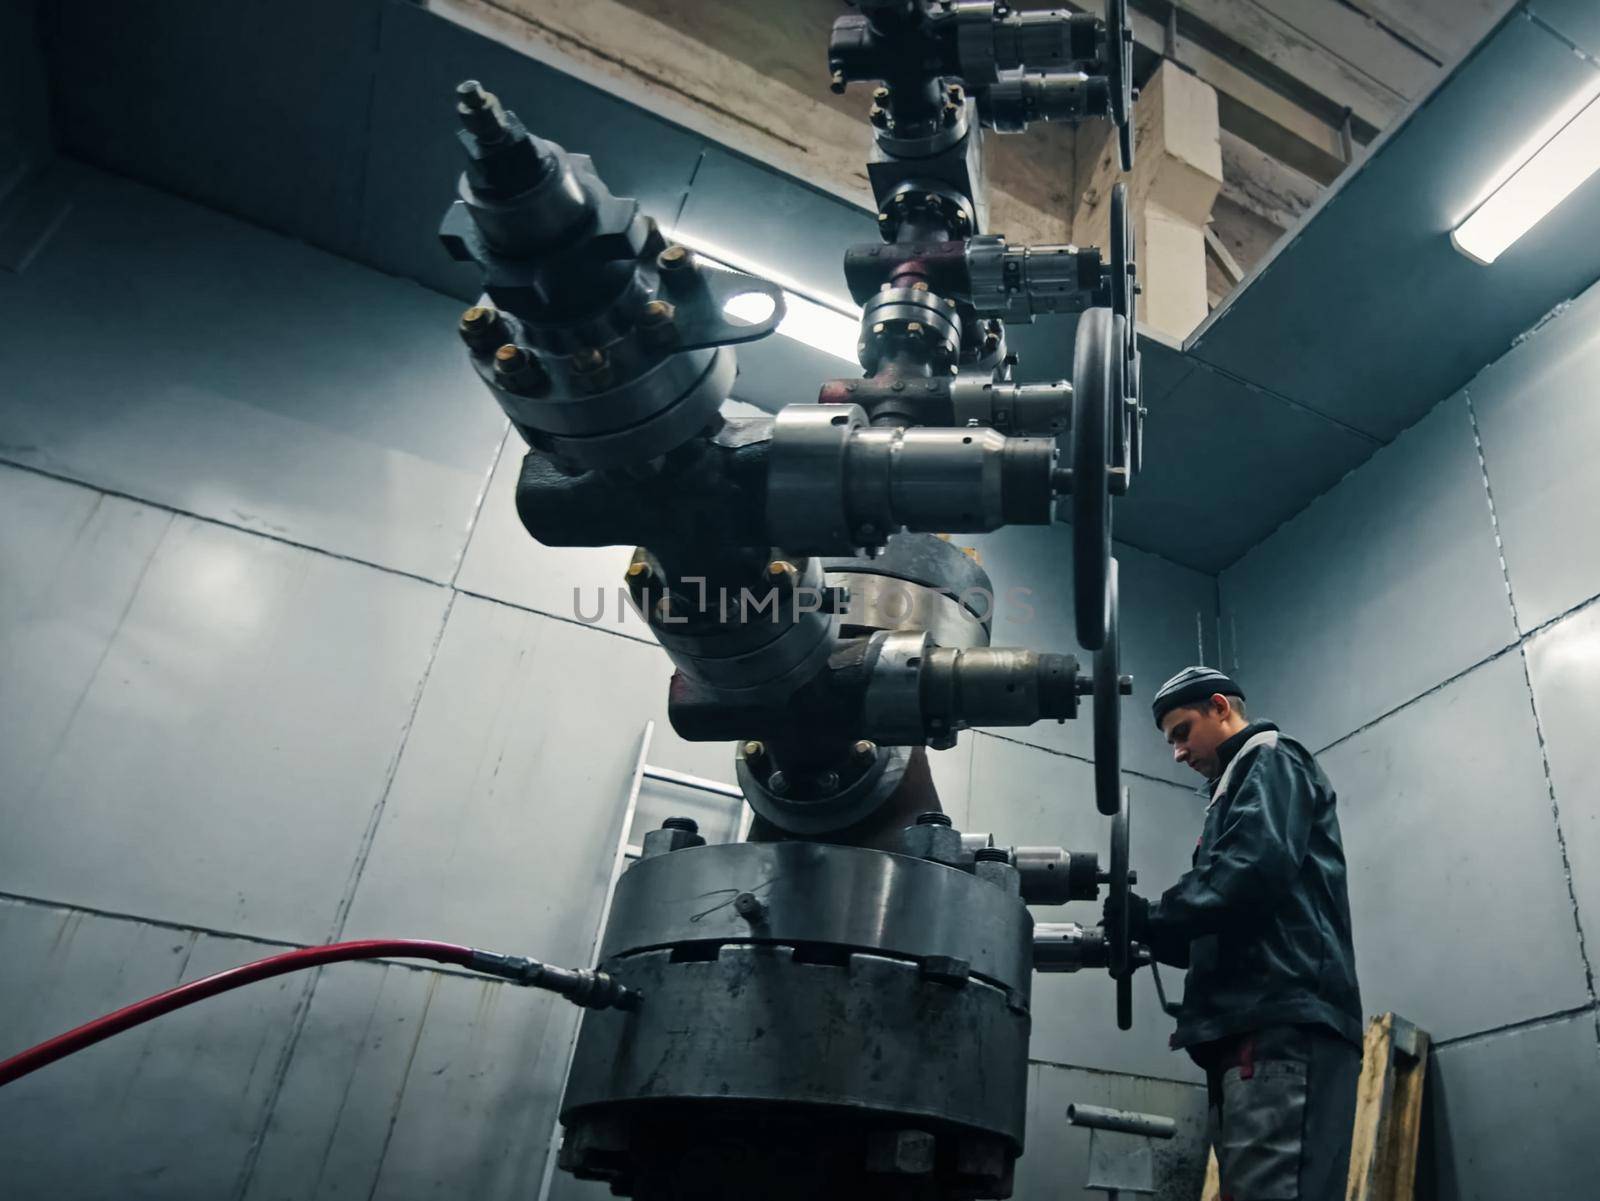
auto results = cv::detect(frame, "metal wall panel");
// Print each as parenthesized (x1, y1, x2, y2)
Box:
(1115, 362, 1379, 572)
(452, 426, 652, 640)
(43, 0, 380, 256)
(243, 956, 575, 1201)
(0, 167, 510, 582)
(1018, 1062, 1208, 1201)
(1426, 1014, 1600, 1201)
(967, 733, 1206, 1083)
(1186, 12, 1600, 441)
(1527, 0, 1600, 56)
(1525, 601, 1600, 945)
(1220, 394, 1517, 751)
(0, 899, 304, 1200)
(362, 2, 708, 302)
(1472, 278, 1600, 632)
(673, 148, 876, 303)
(339, 595, 736, 961)
(0, 466, 451, 942)
(454, 402, 762, 640)
(1320, 652, 1589, 1041)
(961, 532, 1218, 786)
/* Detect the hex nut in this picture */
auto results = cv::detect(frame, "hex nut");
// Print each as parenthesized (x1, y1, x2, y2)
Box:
(919, 955, 971, 986)
(974, 852, 1021, 897)
(640, 823, 706, 858)
(901, 821, 963, 866)
(866, 1129, 936, 1175)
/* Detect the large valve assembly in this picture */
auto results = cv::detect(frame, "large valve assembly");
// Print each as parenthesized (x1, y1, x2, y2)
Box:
(437, 2, 1153, 1196)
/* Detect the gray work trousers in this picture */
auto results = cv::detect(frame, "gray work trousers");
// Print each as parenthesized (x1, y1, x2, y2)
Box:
(1197, 1024, 1362, 1201)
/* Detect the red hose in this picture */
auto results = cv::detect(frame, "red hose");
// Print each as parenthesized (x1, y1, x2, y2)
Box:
(0, 939, 480, 1088)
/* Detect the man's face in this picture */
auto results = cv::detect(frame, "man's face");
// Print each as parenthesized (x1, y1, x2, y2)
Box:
(1160, 696, 1236, 780)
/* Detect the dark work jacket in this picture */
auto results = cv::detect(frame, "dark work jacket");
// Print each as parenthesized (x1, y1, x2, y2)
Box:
(1146, 721, 1363, 1049)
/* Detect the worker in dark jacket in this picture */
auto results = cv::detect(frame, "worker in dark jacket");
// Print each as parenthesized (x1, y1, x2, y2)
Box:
(1108, 666, 1363, 1201)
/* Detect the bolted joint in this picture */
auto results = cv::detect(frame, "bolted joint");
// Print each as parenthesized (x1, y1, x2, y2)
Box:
(919, 955, 972, 986)
(902, 815, 963, 866)
(492, 342, 548, 394)
(456, 79, 510, 144)
(638, 298, 678, 348)
(641, 817, 706, 858)
(974, 846, 1022, 897)
(765, 559, 799, 589)
(458, 304, 504, 350)
(732, 892, 768, 923)
(569, 346, 613, 393)
(866, 1128, 937, 1176)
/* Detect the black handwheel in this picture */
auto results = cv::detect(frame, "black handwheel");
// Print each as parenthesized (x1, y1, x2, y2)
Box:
(1107, 0, 1135, 170)
(1072, 308, 1117, 651)
(1109, 787, 1133, 1030)
(1109, 185, 1135, 473)
(1093, 558, 1123, 817)
(1128, 349, 1145, 478)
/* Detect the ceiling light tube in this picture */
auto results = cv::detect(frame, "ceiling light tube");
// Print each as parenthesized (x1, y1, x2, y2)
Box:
(1452, 83, 1600, 265)
(666, 229, 863, 363)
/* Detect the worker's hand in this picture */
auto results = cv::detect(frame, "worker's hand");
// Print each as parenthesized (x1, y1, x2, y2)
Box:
(1103, 890, 1152, 944)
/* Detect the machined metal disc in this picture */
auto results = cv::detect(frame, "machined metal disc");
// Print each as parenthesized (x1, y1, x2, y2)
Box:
(1108, 0, 1135, 170)
(1093, 558, 1123, 817)
(1071, 308, 1118, 651)
(1109, 183, 1136, 474)
(1109, 786, 1133, 1030)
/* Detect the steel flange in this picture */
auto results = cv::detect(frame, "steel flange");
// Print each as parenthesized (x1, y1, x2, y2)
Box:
(1070, 307, 1123, 651)
(1092, 558, 1127, 817)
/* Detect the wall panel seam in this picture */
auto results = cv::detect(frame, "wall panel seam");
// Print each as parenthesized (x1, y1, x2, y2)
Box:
(976, 730, 1204, 794)
(0, 888, 532, 986)
(448, 421, 511, 589)
(1463, 386, 1525, 632)
(233, 589, 460, 1199)
(1313, 590, 1600, 758)
(0, 456, 451, 590)
(1430, 999, 1600, 1050)
(1026, 1055, 1205, 1088)
(452, 584, 654, 645)
(1466, 385, 1599, 1045)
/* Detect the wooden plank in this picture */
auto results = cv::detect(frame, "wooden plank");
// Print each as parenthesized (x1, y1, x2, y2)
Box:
(1346, 1014, 1399, 1201)
(1172, 0, 1406, 129)
(1218, 128, 1320, 229)
(1378, 1017, 1431, 1200)
(1205, 224, 1245, 283)
(1068, 2, 1349, 183)
(1201, 1146, 1223, 1200)
(1075, 63, 1222, 340)
(1257, 0, 1443, 93)
(1343, 0, 1516, 66)
(1346, 1012, 1432, 1201)
(431, 0, 1073, 243)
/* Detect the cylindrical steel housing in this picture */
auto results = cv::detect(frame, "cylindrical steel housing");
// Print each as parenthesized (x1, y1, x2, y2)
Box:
(561, 841, 1035, 1198)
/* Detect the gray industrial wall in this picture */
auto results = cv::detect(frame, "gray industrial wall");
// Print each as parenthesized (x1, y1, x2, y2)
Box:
(0, 159, 1220, 1198)
(1219, 280, 1600, 1200)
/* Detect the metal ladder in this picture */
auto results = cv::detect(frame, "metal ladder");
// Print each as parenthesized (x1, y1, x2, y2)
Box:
(535, 721, 749, 1201)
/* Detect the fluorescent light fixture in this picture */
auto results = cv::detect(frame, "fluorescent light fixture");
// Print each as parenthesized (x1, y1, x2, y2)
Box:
(1452, 83, 1600, 265)
(667, 228, 863, 364)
